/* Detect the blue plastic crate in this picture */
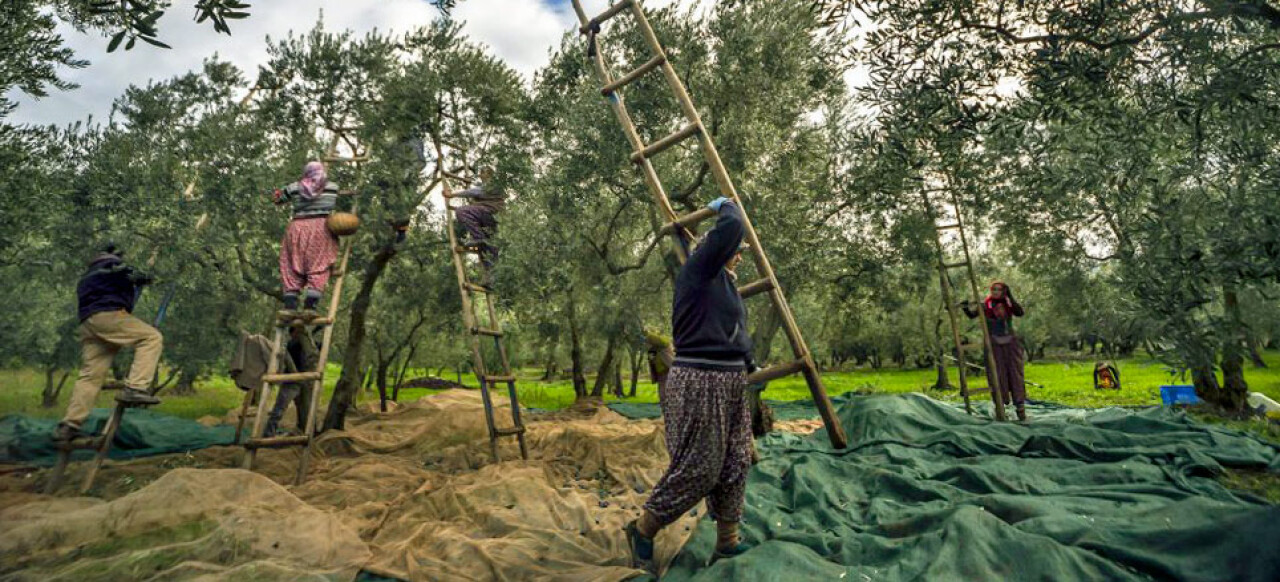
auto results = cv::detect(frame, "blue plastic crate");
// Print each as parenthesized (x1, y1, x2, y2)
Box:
(1160, 385, 1200, 406)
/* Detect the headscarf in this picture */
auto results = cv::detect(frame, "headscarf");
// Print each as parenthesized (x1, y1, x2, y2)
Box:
(298, 161, 328, 200)
(983, 280, 1012, 319)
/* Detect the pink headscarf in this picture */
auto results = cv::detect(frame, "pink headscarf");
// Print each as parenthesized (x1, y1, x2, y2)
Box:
(298, 161, 328, 200)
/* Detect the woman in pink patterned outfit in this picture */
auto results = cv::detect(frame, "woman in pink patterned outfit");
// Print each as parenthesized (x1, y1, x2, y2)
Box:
(274, 161, 341, 313)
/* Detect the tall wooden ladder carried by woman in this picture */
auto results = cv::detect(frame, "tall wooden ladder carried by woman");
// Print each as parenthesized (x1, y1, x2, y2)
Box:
(236, 128, 365, 484)
(432, 139, 528, 462)
(570, 0, 847, 449)
(920, 187, 1008, 421)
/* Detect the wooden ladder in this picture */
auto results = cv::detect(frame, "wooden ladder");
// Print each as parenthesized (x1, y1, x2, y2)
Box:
(236, 129, 365, 484)
(570, 0, 847, 448)
(432, 139, 529, 462)
(45, 394, 156, 495)
(921, 187, 1007, 421)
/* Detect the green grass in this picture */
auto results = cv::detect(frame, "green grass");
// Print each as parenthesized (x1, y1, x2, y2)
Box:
(6, 353, 1280, 420)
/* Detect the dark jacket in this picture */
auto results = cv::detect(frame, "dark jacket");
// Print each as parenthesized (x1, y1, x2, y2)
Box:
(77, 255, 147, 322)
(457, 184, 506, 214)
(671, 201, 752, 370)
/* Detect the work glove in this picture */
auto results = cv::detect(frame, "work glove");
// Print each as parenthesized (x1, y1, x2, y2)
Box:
(708, 196, 731, 212)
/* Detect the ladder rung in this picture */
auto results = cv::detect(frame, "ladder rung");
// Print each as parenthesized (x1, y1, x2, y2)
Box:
(338, 190, 358, 197)
(494, 426, 525, 437)
(737, 277, 774, 299)
(747, 359, 808, 385)
(631, 123, 702, 164)
(464, 282, 492, 294)
(454, 245, 482, 254)
(310, 317, 334, 325)
(485, 374, 517, 384)
(243, 435, 310, 449)
(602, 55, 666, 95)
(262, 372, 323, 384)
(936, 223, 961, 230)
(579, 0, 634, 33)
(943, 260, 969, 269)
(473, 327, 503, 337)
(660, 207, 718, 235)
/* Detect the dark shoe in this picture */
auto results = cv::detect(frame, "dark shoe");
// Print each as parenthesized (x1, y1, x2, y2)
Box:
(710, 541, 752, 564)
(460, 237, 485, 249)
(1016, 406, 1028, 422)
(116, 387, 161, 406)
(52, 422, 81, 442)
(283, 293, 299, 310)
(624, 520, 657, 576)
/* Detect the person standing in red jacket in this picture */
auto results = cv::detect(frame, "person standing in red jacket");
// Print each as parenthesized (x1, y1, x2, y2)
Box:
(964, 281, 1028, 421)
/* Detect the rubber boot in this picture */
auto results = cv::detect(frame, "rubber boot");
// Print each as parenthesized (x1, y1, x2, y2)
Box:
(624, 520, 657, 575)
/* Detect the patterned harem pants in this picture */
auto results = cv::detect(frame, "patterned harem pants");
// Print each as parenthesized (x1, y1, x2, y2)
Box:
(643, 365, 752, 526)
(279, 216, 339, 295)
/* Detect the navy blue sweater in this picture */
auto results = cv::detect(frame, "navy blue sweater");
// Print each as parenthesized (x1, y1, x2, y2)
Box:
(671, 201, 753, 370)
(77, 256, 142, 322)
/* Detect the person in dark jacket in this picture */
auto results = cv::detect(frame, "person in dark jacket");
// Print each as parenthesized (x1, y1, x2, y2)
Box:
(453, 167, 505, 272)
(963, 281, 1028, 421)
(263, 324, 320, 437)
(625, 197, 753, 574)
(54, 245, 162, 441)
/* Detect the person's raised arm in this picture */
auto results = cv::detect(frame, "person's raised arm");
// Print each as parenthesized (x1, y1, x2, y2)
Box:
(961, 300, 980, 319)
(273, 182, 299, 205)
(683, 198, 745, 282)
(1007, 286, 1025, 317)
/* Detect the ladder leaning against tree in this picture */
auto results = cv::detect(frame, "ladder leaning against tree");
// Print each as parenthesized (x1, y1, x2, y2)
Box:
(920, 186, 1008, 421)
(569, 0, 847, 449)
(235, 126, 366, 485)
(431, 134, 528, 462)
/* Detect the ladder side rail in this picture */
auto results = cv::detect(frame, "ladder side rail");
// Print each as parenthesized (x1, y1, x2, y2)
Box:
(79, 403, 127, 493)
(923, 189, 974, 414)
(948, 187, 1006, 421)
(628, 1, 845, 447)
(244, 327, 285, 469)
(483, 291, 529, 458)
(572, 4, 689, 262)
(628, 1, 809, 363)
(440, 171, 502, 459)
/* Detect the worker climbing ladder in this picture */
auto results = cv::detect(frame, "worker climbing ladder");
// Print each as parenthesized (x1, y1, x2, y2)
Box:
(921, 187, 1008, 421)
(236, 127, 364, 484)
(570, 0, 847, 448)
(432, 136, 528, 462)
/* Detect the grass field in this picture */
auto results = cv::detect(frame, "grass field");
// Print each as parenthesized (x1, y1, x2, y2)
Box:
(5, 352, 1279, 500)
(6, 352, 1280, 419)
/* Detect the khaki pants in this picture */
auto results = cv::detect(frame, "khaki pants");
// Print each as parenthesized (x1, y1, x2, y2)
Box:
(62, 310, 164, 427)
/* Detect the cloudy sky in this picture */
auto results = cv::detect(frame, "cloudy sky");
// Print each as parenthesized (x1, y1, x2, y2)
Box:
(12, 0, 712, 127)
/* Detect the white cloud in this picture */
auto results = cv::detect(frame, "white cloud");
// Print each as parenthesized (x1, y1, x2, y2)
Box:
(9, 0, 722, 127)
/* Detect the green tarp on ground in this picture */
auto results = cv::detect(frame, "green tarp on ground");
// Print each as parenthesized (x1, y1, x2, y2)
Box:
(663, 394, 1280, 581)
(0, 408, 237, 467)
